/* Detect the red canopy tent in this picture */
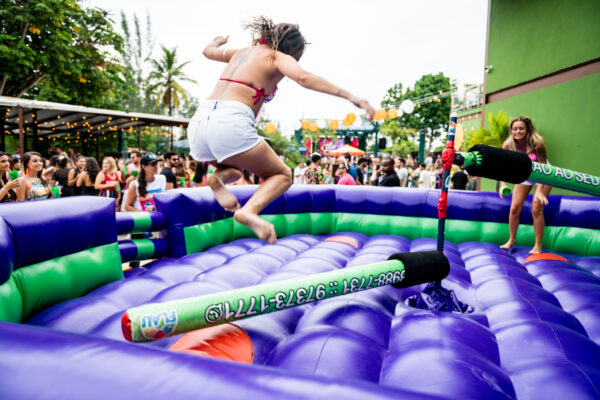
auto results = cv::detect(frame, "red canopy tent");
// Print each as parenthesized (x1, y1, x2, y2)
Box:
(324, 144, 365, 157)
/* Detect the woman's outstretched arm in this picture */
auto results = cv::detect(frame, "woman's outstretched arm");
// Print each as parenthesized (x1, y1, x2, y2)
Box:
(203, 35, 237, 63)
(274, 53, 375, 119)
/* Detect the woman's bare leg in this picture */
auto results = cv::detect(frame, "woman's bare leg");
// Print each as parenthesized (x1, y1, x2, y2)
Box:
(221, 139, 292, 243)
(500, 184, 532, 249)
(530, 184, 552, 254)
(207, 164, 242, 212)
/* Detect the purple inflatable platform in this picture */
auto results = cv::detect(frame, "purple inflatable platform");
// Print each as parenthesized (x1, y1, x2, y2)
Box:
(0, 186, 599, 400)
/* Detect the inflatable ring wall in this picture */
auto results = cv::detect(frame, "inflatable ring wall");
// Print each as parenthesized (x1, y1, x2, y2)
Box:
(0, 185, 599, 400)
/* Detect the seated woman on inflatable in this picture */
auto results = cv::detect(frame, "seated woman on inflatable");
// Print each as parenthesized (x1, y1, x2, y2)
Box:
(188, 16, 375, 243)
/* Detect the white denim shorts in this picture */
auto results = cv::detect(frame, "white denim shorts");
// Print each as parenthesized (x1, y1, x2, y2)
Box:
(188, 100, 260, 163)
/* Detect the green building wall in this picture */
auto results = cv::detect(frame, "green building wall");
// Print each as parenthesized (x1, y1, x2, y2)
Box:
(480, 0, 600, 195)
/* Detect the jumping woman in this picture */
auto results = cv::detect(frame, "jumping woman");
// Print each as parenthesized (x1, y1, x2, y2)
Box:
(188, 16, 375, 243)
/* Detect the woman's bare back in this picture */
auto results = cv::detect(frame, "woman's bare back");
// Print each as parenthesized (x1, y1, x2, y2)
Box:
(208, 46, 284, 115)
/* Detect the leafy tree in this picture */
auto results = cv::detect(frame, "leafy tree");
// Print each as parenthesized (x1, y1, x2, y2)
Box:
(379, 119, 416, 154)
(119, 11, 158, 113)
(381, 73, 453, 151)
(0, 0, 128, 108)
(147, 45, 196, 150)
(257, 122, 303, 168)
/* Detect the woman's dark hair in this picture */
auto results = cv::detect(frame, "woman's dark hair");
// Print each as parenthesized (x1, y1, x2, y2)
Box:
(57, 155, 68, 169)
(23, 151, 50, 188)
(85, 157, 100, 183)
(245, 16, 306, 61)
(193, 162, 207, 184)
(48, 155, 60, 168)
(138, 166, 148, 198)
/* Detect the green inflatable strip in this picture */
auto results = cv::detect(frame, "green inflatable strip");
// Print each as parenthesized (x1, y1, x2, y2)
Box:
(131, 212, 153, 233)
(0, 275, 23, 323)
(134, 239, 156, 261)
(183, 213, 600, 257)
(11, 242, 124, 321)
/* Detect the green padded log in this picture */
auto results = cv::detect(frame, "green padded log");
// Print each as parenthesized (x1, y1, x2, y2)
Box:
(183, 213, 600, 257)
(11, 242, 124, 321)
(0, 276, 23, 322)
(133, 239, 156, 261)
(131, 213, 153, 233)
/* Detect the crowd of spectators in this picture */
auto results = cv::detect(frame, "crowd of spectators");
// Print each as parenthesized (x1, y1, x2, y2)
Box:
(0, 147, 478, 211)
(293, 152, 478, 190)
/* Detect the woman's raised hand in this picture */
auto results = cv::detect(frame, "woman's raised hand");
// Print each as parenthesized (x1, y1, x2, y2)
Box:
(212, 35, 229, 46)
(351, 97, 375, 120)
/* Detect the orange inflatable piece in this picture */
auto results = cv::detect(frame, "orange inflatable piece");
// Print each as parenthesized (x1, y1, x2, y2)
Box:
(524, 253, 569, 264)
(325, 235, 359, 248)
(169, 323, 253, 363)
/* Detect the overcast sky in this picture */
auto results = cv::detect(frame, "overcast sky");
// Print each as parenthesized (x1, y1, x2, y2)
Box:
(88, 0, 489, 136)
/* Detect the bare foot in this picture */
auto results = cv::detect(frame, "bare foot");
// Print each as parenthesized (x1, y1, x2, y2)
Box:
(234, 209, 277, 244)
(207, 175, 240, 212)
(529, 247, 542, 254)
(500, 241, 514, 250)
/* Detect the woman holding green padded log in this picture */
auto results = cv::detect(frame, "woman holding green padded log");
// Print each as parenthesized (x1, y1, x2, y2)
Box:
(499, 116, 551, 254)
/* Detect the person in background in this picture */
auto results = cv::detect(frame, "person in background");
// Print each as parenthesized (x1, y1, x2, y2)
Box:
(44, 155, 59, 183)
(304, 153, 326, 184)
(0, 151, 22, 203)
(343, 153, 358, 181)
(499, 116, 551, 254)
(336, 160, 356, 185)
(175, 162, 191, 188)
(418, 163, 434, 189)
(16, 152, 52, 201)
(374, 158, 400, 187)
(369, 157, 381, 185)
(355, 157, 368, 185)
(124, 154, 166, 212)
(11, 154, 22, 173)
(451, 166, 469, 190)
(161, 151, 180, 189)
(77, 157, 100, 196)
(52, 155, 73, 197)
(293, 161, 306, 184)
(67, 155, 86, 196)
(95, 156, 121, 209)
(396, 158, 409, 188)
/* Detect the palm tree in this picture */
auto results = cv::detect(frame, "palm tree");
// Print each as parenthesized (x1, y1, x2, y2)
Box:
(464, 111, 510, 150)
(147, 45, 197, 150)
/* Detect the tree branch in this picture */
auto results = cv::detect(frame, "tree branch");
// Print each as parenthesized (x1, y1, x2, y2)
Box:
(15, 73, 45, 98)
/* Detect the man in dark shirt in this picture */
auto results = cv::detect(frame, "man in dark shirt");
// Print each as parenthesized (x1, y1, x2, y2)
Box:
(161, 151, 180, 189)
(451, 167, 469, 190)
(374, 158, 400, 187)
(356, 157, 368, 185)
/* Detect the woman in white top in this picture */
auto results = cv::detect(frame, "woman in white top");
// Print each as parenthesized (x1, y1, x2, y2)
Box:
(124, 154, 166, 212)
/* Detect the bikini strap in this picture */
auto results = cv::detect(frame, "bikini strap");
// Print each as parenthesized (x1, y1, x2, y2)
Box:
(219, 78, 266, 104)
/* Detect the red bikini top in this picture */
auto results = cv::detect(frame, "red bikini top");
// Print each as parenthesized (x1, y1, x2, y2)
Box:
(219, 78, 277, 104)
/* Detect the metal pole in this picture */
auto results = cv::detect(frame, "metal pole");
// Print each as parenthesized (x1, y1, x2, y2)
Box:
(0, 120, 5, 152)
(138, 127, 141, 151)
(118, 128, 123, 154)
(418, 130, 426, 163)
(437, 113, 458, 256)
(18, 106, 24, 158)
(374, 123, 379, 157)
